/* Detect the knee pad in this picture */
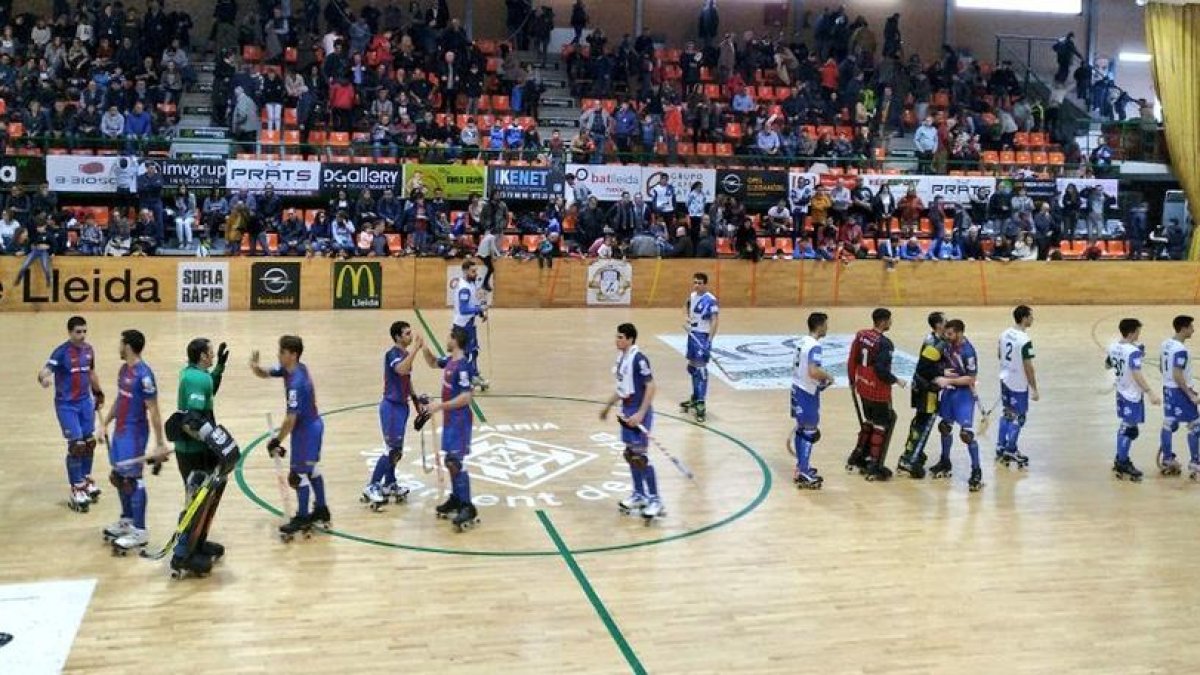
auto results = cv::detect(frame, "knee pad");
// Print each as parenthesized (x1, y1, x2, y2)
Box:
(1188, 420, 1200, 435)
(959, 430, 975, 445)
(287, 470, 301, 489)
(623, 447, 649, 468)
(109, 471, 137, 494)
(1003, 409, 1019, 422)
(687, 364, 697, 377)
(1016, 414, 1027, 428)
(444, 456, 463, 476)
(68, 439, 90, 458)
(387, 445, 404, 464)
(1122, 424, 1140, 441)
(938, 420, 953, 436)
(1163, 419, 1180, 433)
(84, 437, 97, 457)
(802, 427, 821, 445)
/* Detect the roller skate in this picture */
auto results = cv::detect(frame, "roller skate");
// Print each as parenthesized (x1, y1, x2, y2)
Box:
(679, 398, 695, 413)
(1112, 459, 1144, 482)
(968, 467, 984, 492)
(452, 503, 480, 531)
(102, 518, 133, 544)
(383, 482, 410, 503)
(360, 483, 387, 511)
(844, 449, 869, 474)
(618, 492, 648, 515)
(279, 514, 313, 542)
(864, 460, 893, 482)
(996, 448, 1029, 470)
(897, 451, 927, 479)
(83, 475, 102, 503)
(793, 468, 824, 490)
(640, 497, 665, 525)
(169, 552, 214, 580)
(309, 505, 332, 530)
(68, 483, 91, 513)
(435, 494, 463, 519)
(1158, 449, 1182, 476)
(1188, 460, 1200, 481)
(111, 527, 148, 556)
(199, 540, 225, 562)
(693, 401, 707, 424)
(928, 458, 953, 479)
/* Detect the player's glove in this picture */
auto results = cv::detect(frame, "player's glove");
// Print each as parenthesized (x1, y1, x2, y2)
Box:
(413, 395, 433, 431)
(147, 456, 167, 475)
(267, 437, 286, 459)
(217, 342, 230, 367)
(92, 390, 105, 410)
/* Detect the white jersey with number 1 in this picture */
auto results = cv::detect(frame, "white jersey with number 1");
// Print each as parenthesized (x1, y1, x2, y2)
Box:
(1109, 341, 1144, 403)
(998, 327, 1034, 392)
(791, 335, 823, 395)
(1161, 338, 1191, 390)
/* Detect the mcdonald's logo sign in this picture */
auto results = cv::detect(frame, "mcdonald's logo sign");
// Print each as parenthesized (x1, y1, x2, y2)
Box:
(333, 262, 382, 309)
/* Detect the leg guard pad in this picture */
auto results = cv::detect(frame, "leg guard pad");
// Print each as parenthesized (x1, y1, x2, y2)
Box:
(1122, 424, 1140, 441)
(387, 446, 404, 464)
(109, 471, 137, 494)
(287, 470, 301, 488)
(624, 447, 649, 468)
(938, 420, 953, 436)
(69, 439, 90, 458)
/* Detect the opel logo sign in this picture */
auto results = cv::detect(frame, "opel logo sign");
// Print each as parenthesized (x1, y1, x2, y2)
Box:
(721, 173, 742, 193)
(259, 267, 293, 294)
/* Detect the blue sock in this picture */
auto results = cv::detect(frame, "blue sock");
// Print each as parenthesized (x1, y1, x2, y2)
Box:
(967, 441, 981, 470)
(311, 472, 327, 507)
(297, 477, 311, 518)
(1160, 425, 1174, 459)
(1008, 420, 1024, 453)
(1188, 427, 1200, 463)
(119, 488, 132, 521)
(66, 451, 84, 485)
(81, 452, 94, 478)
(644, 464, 659, 497)
(130, 480, 147, 530)
(630, 465, 646, 495)
(997, 418, 1012, 451)
(794, 429, 810, 473)
(370, 454, 393, 485)
(452, 469, 471, 503)
(940, 431, 952, 462)
(1117, 427, 1133, 462)
(697, 368, 708, 402)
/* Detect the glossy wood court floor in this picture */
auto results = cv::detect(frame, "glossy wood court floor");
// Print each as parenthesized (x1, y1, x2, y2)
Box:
(2, 306, 1199, 674)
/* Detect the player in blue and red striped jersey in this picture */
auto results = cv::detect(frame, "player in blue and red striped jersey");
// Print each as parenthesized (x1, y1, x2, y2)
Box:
(100, 329, 168, 553)
(361, 321, 425, 509)
(38, 316, 107, 512)
(421, 326, 480, 531)
(251, 335, 330, 539)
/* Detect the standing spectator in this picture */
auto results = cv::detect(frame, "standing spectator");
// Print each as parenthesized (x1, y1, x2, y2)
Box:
(437, 50, 460, 114)
(1032, 201, 1058, 260)
(138, 162, 166, 244)
(830, 179, 852, 226)
(897, 187, 923, 235)
(463, 61, 484, 115)
(872, 184, 897, 236)
(570, 0, 588, 45)
(262, 68, 285, 132)
(0, 208, 19, 253)
(648, 174, 677, 224)
(481, 191, 510, 235)
(328, 77, 357, 132)
(1060, 183, 1082, 243)
(580, 100, 611, 164)
(988, 182, 1014, 235)
(613, 100, 638, 155)
(1084, 185, 1108, 241)
(1053, 32, 1081, 84)
(686, 181, 707, 241)
(913, 117, 938, 174)
(230, 86, 260, 147)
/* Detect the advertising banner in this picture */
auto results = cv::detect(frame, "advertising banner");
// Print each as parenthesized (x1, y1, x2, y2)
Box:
(715, 169, 789, 207)
(332, 261, 382, 309)
(585, 260, 633, 305)
(401, 164, 487, 199)
(250, 262, 302, 310)
(641, 167, 716, 204)
(488, 166, 565, 201)
(322, 164, 404, 193)
(921, 175, 997, 205)
(565, 164, 642, 203)
(0, 155, 45, 187)
(176, 261, 229, 311)
(46, 156, 120, 193)
(156, 159, 227, 190)
(226, 160, 320, 194)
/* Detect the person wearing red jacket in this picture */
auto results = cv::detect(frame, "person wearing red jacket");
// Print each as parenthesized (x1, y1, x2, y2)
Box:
(328, 78, 357, 131)
(846, 307, 906, 480)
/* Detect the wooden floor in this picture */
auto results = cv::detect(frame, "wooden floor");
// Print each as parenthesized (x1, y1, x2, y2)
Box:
(3, 305, 1200, 674)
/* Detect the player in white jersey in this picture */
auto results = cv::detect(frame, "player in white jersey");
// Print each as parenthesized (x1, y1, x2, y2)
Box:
(452, 260, 490, 391)
(996, 305, 1039, 469)
(680, 272, 720, 423)
(1107, 318, 1161, 481)
(790, 312, 834, 489)
(1157, 315, 1200, 478)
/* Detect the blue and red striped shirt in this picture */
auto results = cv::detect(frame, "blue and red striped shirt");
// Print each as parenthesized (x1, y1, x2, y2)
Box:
(46, 341, 96, 403)
(114, 361, 157, 434)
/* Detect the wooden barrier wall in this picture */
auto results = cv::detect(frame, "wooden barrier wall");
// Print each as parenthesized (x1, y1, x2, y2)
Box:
(2, 257, 1199, 311)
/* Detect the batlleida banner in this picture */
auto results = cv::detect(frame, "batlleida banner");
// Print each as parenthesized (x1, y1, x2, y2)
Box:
(402, 164, 487, 200)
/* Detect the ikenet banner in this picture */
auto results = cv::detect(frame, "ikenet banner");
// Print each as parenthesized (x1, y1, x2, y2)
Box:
(332, 262, 382, 309)
(487, 166, 565, 200)
(322, 163, 403, 192)
(402, 164, 487, 199)
(177, 261, 229, 311)
(226, 159, 320, 195)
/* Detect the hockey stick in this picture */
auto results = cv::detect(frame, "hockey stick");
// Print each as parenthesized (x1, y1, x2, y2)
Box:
(140, 475, 213, 560)
(623, 417, 695, 480)
(976, 396, 999, 436)
(850, 388, 864, 427)
(486, 310, 494, 385)
(112, 448, 175, 469)
(266, 413, 293, 523)
(685, 327, 736, 381)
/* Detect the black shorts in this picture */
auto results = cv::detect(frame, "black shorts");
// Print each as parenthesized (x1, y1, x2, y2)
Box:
(861, 399, 895, 426)
(177, 451, 219, 483)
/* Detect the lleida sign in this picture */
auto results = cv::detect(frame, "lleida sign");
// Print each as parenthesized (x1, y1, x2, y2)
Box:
(16, 268, 161, 304)
(177, 262, 229, 311)
(332, 262, 382, 309)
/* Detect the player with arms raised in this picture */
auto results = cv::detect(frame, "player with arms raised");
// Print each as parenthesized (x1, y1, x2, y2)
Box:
(996, 305, 1039, 469)
(680, 272, 719, 423)
(1108, 318, 1161, 482)
(791, 312, 834, 490)
(362, 321, 424, 509)
(1158, 315, 1200, 478)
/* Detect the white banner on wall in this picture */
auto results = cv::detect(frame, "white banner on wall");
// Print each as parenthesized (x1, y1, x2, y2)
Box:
(565, 164, 643, 203)
(46, 156, 121, 193)
(641, 167, 717, 204)
(177, 261, 230, 311)
(586, 260, 633, 305)
(225, 159, 321, 193)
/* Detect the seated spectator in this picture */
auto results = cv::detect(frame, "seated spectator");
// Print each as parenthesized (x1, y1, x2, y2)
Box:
(794, 238, 819, 259)
(79, 216, 105, 256)
(899, 235, 925, 260)
(0, 209, 19, 253)
(331, 210, 357, 258)
(100, 105, 125, 144)
(927, 231, 962, 260)
(308, 211, 333, 257)
(765, 199, 792, 236)
(877, 232, 901, 268)
(372, 113, 399, 158)
(669, 226, 694, 258)
(278, 210, 309, 256)
(756, 123, 781, 156)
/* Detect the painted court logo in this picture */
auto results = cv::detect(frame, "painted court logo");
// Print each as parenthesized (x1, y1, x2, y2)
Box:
(658, 334, 918, 391)
(468, 432, 597, 489)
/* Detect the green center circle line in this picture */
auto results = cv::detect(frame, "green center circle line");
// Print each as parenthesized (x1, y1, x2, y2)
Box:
(234, 394, 774, 557)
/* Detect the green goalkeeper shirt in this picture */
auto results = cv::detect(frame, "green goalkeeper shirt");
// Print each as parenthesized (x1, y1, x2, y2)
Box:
(175, 363, 224, 455)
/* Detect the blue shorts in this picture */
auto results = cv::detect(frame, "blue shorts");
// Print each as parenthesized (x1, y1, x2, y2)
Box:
(290, 419, 325, 470)
(55, 398, 95, 441)
(620, 406, 653, 447)
(790, 387, 820, 427)
(110, 430, 147, 478)
(442, 423, 472, 457)
(1001, 384, 1029, 416)
(1116, 396, 1145, 426)
(1165, 389, 1199, 423)
(456, 323, 479, 355)
(938, 389, 975, 429)
(686, 332, 711, 364)
(379, 399, 410, 448)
